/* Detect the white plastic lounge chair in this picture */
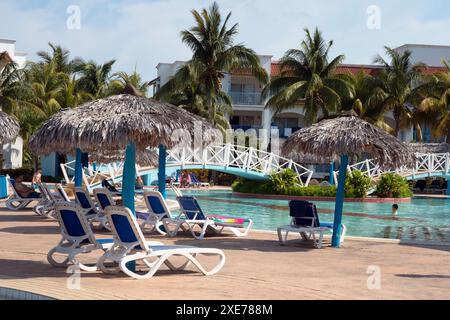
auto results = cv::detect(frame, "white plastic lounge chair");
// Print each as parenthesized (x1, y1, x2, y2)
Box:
(47, 202, 115, 272)
(34, 183, 65, 218)
(277, 200, 346, 249)
(5, 177, 47, 211)
(56, 184, 71, 202)
(137, 190, 185, 235)
(74, 187, 99, 219)
(98, 205, 225, 279)
(137, 191, 172, 235)
(163, 196, 253, 240)
(33, 183, 54, 217)
(93, 187, 117, 211)
(75, 187, 110, 230)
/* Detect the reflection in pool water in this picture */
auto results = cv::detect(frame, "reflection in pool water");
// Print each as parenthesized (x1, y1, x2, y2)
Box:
(170, 190, 450, 243)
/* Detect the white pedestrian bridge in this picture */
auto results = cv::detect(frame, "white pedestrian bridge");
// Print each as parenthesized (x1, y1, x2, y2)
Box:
(60, 143, 450, 192)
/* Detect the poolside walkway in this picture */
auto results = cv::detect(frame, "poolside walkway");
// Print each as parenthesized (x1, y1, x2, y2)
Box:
(0, 203, 449, 300)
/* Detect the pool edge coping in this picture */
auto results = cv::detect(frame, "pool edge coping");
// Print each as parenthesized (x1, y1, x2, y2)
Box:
(232, 192, 412, 203)
(250, 228, 450, 247)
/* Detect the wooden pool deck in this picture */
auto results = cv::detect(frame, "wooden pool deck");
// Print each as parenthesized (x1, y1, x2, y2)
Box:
(0, 203, 449, 300)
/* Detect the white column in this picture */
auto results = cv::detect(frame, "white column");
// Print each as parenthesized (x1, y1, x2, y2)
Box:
(262, 108, 272, 133)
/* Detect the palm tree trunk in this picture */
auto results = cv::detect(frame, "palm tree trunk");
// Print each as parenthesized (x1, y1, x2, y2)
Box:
(207, 97, 215, 125)
(394, 113, 400, 138)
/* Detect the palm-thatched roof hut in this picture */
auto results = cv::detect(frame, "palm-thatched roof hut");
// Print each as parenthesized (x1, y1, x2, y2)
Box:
(29, 94, 220, 156)
(29, 93, 219, 215)
(282, 115, 415, 169)
(282, 114, 415, 248)
(87, 149, 158, 167)
(0, 111, 20, 144)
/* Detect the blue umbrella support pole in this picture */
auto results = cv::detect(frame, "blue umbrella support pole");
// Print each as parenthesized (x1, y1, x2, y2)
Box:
(122, 142, 136, 214)
(158, 145, 167, 199)
(122, 142, 137, 271)
(329, 162, 335, 185)
(331, 155, 349, 248)
(74, 148, 83, 188)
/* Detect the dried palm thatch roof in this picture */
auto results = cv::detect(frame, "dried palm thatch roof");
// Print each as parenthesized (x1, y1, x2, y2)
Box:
(0, 111, 20, 144)
(29, 94, 220, 156)
(282, 115, 414, 168)
(87, 148, 158, 166)
(408, 143, 450, 154)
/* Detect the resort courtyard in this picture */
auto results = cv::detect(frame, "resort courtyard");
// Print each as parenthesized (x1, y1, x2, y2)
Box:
(0, 203, 449, 300)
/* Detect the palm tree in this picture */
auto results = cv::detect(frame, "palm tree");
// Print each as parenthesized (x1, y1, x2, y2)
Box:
(8, 60, 69, 169)
(156, 65, 231, 133)
(262, 27, 354, 124)
(22, 61, 68, 117)
(338, 70, 394, 132)
(370, 46, 424, 136)
(161, 1, 268, 125)
(75, 59, 116, 98)
(109, 70, 149, 96)
(0, 61, 24, 113)
(37, 43, 82, 75)
(411, 60, 450, 142)
(59, 77, 93, 109)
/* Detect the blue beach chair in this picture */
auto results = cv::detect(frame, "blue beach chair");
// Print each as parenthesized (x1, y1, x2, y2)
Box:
(97, 205, 225, 279)
(136, 191, 173, 235)
(47, 202, 114, 272)
(277, 200, 346, 248)
(189, 173, 210, 188)
(164, 196, 253, 239)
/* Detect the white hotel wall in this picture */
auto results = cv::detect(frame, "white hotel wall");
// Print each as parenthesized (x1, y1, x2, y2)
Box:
(394, 44, 450, 67)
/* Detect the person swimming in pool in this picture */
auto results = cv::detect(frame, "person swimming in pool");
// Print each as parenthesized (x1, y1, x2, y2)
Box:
(392, 204, 399, 216)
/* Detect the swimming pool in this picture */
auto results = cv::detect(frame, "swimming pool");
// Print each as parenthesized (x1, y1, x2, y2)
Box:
(171, 190, 450, 243)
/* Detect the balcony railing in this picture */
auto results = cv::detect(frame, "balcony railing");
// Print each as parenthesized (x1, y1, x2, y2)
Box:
(229, 91, 262, 105)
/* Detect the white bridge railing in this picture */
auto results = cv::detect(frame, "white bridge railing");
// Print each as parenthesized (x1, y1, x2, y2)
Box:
(61, 143, 314, 191)
(334, 153, 450, 183)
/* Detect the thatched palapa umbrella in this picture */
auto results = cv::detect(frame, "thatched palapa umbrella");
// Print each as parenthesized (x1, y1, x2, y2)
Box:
(29, 94, 219, 213)
(283, 114, 414, 247)
(0, 111, 20, 144)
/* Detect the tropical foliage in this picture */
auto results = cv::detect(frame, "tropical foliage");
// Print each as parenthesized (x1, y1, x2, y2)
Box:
(157, 1, 268, 130)
(345, 170, 372, 198)
(376, 173, 413, 198)
(0, 42, 148, 168)
(262, 27, 354, 124)
(1, 2, 449, 173)
(368, 47, 424, 136)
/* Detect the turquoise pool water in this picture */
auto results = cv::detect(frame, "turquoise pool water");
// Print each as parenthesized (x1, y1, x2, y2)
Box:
(170, 190, 450, 243)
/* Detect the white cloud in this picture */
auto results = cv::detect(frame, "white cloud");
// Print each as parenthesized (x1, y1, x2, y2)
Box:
(1, 0, 449, 81)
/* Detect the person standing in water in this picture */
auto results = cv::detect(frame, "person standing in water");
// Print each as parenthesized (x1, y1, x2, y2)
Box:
(392, 204, 399, 216)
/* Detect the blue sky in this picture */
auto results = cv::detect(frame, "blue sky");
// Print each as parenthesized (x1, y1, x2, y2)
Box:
(1, 0, 450, 80)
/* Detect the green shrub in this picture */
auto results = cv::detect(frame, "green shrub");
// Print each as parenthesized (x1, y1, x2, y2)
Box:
(376, 173, 413, 198)
(345, 170, 372, 198)
(231, 170, 337, 197)
(269, 169, 299, 193)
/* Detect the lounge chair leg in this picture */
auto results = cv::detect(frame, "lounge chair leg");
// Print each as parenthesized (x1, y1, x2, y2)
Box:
(47, 247, 70, 268)
(316, 232, 324, 249)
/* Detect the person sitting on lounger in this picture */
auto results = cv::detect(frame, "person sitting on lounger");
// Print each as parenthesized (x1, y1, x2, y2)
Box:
(135, 176, 144, 190)
(14, 175, 41, 199)
(32, 170, 42, 189)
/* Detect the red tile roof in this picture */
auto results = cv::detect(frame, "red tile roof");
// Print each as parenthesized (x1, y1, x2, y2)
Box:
(270, 62, 446, 77)
(229, 62, 447, 78)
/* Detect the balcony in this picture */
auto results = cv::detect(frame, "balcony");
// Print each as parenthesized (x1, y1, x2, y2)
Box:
(229, 91, 262, 105)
